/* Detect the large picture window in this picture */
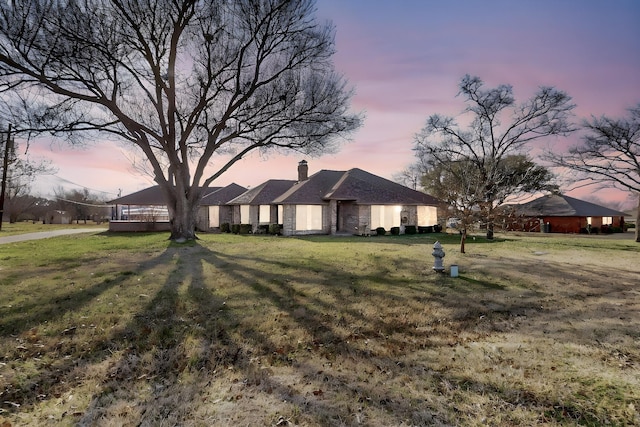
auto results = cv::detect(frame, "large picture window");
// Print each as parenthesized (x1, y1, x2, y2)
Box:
(417, 206, 437, 226)
(370, 205, 401, 229)
(296, 205, 323, 230)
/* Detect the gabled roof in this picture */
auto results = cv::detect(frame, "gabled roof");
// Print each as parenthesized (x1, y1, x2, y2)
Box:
(228, 180, 297, 205)
(518, 194, 626, 217)
(201, 183, 247, 206)
(273, 168, 439, 206)
(108, 184, 225, 205)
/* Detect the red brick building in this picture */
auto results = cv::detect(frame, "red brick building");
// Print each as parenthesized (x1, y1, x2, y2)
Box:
(511, 194, 626, 234)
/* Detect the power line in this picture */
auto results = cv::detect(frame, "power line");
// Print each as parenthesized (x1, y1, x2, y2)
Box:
(51, 175, 119, 196)
(55, 197, 113, 207)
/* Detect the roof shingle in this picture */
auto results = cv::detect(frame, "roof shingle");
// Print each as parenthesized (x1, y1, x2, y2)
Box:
(518, 194, 626, 217)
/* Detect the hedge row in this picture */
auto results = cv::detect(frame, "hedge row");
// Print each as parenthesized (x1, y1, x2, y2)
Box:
(374, 224, 442, 236)
(219, 223, 282, 235)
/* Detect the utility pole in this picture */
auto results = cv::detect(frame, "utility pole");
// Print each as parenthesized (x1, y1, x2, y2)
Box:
(0, 124, 13, 231)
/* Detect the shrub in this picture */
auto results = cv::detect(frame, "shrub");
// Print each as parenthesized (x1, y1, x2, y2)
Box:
(405, 225, 417, 235)
(626, 223, 635, 230)
(390, 226, 400, 235)
(256, 224, 269, 234)
(220, 222, 230, 233)
(418, 226, 433, 234)
(269, 224, 282, 235)
(375, 227, 386, 236)
(231, 223, 241, 234)
(239, 224, 252, 234)
(433, 224, 442, 233)
(609, 226, 623, 233)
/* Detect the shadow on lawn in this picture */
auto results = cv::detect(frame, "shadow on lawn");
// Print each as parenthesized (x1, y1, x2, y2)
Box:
(2, 239, 637, 425)
(71, 243, 449, 425)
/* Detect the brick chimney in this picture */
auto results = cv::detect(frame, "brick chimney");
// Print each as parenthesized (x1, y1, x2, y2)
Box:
(298, 160, 308, 181)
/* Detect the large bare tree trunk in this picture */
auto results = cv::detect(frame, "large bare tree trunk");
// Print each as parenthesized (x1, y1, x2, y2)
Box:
(169, 203, 198, 241)
(161, 177, 200, 242)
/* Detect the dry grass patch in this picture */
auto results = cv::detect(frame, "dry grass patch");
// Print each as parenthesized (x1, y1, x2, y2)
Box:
(0, 231, 638, 426)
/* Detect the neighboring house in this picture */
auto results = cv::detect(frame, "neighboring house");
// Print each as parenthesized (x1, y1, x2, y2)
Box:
(45, 210, 72, 224)
(265, 161, 439, 236)
(108, 183, 246, 232)
(227, 179, 297, 232)
(512, 194, 626, 234)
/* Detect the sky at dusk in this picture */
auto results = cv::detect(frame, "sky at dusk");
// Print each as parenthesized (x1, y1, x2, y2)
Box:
(29, 0, 640, 207)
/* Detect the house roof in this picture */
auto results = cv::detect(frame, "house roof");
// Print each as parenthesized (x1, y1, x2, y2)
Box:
(273, 168, 440, 205)
(108, 185, 170, 205)
(518, 194, 626, 217)
(201, 183, 247, 206)
(325, 168, 440, 205)
(273, 170, 345, 204)
(108, 184, 238, 206)
(228, 180, 297, 205)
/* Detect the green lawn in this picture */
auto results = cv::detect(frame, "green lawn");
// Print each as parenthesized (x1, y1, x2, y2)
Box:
(0, 231, 638, 426)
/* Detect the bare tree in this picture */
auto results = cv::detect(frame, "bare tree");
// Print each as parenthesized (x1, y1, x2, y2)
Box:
(548, 104, 640, 242)
(414, 75, 575, 239)
(420, 154, 557, 252)
(0, 0, 361, 241)
(1, 126, 53, 225)
(392, 163, 425, 190)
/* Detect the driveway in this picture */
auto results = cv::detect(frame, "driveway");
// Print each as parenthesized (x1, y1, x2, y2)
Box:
(0, 228, 107, 244)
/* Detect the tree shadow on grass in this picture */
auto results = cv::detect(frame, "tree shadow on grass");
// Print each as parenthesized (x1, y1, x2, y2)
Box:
(52, 242, 457, 426)
(3, 238, 638, 425)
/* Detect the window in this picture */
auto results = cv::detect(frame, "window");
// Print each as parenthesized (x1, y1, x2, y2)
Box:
(240, 205, 250, 223)
(296, 205, 323, 230)
(602, 217, 612, 225)
(259, 205, 270, 224)
(370, 205, 401, 229)
(208, 206, 219, 228)
(417, 206, 437, 226)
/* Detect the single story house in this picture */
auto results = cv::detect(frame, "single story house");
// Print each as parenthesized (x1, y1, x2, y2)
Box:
(107, 161, 440, 236)
(511, 194, 626, 234)
(44, 210, 72, 224)
(108, 183, 246, 232)
(255, 161, 440, 236)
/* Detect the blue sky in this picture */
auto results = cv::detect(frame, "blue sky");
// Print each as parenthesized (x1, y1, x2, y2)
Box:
(31, 0, 640, 206)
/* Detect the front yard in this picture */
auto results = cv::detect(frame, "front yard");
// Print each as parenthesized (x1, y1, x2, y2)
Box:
(0, 230, 638, 425)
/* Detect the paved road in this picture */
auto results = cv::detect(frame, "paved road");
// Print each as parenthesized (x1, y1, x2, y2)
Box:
(0, 228, 107, 244)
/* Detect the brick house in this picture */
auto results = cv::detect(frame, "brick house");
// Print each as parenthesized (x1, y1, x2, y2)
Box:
(262, 161, 440, 236)
(512, 194, 626, 234)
